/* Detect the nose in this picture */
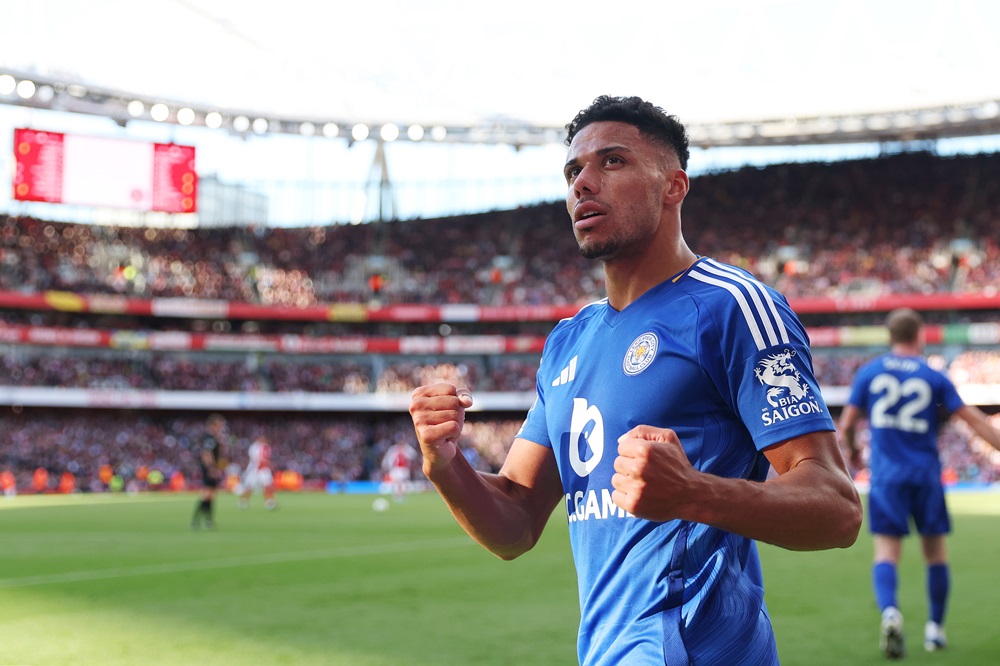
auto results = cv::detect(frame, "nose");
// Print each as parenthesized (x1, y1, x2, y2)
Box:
(572, 162, 600, 199)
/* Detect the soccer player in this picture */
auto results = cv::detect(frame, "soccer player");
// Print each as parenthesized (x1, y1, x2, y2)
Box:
(191, 413, 229, 529)
(409, 95, 863, 665)
(381, 439, 418, 501)
(238, 434, 276, 510)
(839, 308, 1000, 658)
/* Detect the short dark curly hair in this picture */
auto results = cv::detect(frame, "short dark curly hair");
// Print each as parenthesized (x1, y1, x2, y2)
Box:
(565, 95, 690, 170)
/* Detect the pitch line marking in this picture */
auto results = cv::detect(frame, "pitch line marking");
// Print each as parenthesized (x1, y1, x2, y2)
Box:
(0, 536, 475, 589)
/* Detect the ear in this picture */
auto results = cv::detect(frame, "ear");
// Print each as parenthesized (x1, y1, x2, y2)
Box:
(663, 169, 689, 206)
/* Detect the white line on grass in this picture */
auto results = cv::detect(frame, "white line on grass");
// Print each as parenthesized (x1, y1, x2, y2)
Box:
(0, 537, 476, 589)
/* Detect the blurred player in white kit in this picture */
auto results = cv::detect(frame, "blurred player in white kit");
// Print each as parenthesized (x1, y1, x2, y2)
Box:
(382, 440, 418, 502)
(238, 434, 277, 510)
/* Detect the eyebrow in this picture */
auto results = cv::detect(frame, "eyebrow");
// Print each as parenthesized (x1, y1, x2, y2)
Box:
(564, 145, 631, 171)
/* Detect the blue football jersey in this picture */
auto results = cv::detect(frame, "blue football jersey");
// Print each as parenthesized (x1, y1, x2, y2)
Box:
(518, 257, 834, 666)
(847, 353, 964, 484)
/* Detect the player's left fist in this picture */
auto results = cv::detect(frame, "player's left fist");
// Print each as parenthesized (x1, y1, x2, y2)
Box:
(611, 424, 696, 522)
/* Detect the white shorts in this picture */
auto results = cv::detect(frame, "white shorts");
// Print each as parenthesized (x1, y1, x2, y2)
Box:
(242, 467, 274, 491)
(388, 467, 410, 484)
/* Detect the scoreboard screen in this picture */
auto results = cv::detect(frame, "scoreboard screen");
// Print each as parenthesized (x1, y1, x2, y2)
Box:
(12, 128, 197, 213)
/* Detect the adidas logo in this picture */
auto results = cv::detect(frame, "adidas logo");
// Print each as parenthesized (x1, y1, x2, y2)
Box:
(552, 356, 578, 387)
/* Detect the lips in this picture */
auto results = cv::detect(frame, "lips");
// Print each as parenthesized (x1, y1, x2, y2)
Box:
(573, 201, 606, 228)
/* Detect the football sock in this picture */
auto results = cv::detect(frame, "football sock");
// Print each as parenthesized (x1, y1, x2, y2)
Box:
(873, 561, 898, 612)
(192, 498, 211, 523)
(927, 563, 949, 625)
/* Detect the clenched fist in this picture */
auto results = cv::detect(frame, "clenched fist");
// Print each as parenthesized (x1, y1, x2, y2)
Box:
(611, 424, 700, 522)
(409, 383, 474, 475)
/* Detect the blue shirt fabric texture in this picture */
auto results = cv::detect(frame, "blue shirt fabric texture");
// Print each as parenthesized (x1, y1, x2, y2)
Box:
(847, 353, 965, 485)
(518, 257, 835, 666)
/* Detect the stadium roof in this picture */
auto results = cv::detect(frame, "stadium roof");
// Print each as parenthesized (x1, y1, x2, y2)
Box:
(3, 0, 1000, 148)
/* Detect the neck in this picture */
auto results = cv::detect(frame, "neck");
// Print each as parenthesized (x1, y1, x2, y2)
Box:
(603, 242, 698, 311)
(891, 342, 922, 356)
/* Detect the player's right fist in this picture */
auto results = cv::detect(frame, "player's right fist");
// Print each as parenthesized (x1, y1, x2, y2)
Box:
(409, 384, 474, 475)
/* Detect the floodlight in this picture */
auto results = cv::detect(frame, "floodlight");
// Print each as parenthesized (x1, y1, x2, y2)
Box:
(352, 123, 369, 141)
(407, 124, 424, 141)
(380, 123, 399, 141)
(16, 79, 35, 99)
(177, 108, 195, 125)
(975, 101, 999, 119)
(150, 103, 170, 121)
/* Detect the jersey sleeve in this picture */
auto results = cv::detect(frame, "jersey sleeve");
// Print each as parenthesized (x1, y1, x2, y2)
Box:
(697, 281, 835, 451)
(847, 362, 874, 409)
(937, 371, 965, 415)
(516, 346, 556, 449)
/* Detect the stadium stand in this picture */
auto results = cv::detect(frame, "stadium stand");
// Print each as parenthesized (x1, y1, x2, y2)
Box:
(1, 151, 999, 494)
(3, 152, 997, 305)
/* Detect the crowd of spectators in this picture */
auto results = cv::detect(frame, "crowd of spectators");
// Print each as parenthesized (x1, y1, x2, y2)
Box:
(947, 350, 1000, 385)
(0, 409, 520, 496)
(682, 152, 1000, 299)
(2, 151, 998, 307)
(0, 351, 543, 393)
(2, 349, 998, 393)
(2, 407, 997, 498)
(2, 150, 999, 495)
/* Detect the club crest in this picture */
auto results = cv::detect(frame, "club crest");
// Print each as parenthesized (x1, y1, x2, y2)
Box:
(623, 332, 658, 376)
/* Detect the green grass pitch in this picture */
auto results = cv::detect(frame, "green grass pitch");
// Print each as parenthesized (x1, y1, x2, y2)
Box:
(1, 490, 998, 665)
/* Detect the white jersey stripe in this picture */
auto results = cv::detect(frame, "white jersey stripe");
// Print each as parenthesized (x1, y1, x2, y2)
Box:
(689, 270, 767, 350)
(706, 259, 788, 344)
(698, 261, 781, 346)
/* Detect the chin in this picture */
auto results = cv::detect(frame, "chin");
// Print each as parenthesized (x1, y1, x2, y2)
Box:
(579, 243, 617, 261)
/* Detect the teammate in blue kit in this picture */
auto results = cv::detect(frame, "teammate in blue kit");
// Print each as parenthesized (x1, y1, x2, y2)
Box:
(409, 95, 862, 666)
(839, 308, 1000, 659)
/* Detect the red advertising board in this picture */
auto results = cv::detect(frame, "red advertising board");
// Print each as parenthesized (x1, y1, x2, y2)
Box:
(12, 128, 197, 213)
(12, 128, 63, 203)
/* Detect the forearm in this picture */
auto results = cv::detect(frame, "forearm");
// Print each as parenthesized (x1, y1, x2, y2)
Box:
(842, 428, 857, 457)
(838, 405, 862, 463)
(970, 421, 1000, 452)
(681, 460, 862, 551)
(958, 405, 1000, 452)
(426, 451, 544, 560)
(410, 386, 561, 560)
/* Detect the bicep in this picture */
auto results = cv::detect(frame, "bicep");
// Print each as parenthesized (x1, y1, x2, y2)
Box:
(763, 430, 849, 477)
(750, 431, 862, 550)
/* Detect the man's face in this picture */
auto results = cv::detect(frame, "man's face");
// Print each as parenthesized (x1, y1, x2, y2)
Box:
(563, 121, 669, 261)
(209, 419, 226, 438)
